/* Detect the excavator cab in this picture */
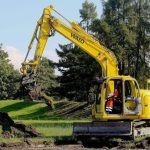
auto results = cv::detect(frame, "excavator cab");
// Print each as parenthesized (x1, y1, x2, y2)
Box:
(93, 76, 141, 121)
(104, 77, 141, 116)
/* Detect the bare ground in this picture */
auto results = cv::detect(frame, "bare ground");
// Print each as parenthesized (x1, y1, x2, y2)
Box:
(0, 137, 149, 150)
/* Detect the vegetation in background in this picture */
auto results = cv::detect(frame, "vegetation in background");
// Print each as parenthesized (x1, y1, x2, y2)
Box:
(0, 44, 20, 99)
(37, 57, 58, 96)
(56, 45, 100, 102)
(79, 0, 97, 32)
(56, 0, 101, 102)
(91, 0, 150, 87)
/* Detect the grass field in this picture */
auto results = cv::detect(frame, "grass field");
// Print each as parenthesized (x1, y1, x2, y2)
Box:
(0, 100, 90, 120)
(0, 100, 90, 143)
(0, 100, 50, 120)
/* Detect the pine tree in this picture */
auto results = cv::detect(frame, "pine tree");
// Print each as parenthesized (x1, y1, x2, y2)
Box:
(56, 45, 100, 101)
(91, 0, 150, 87)
(79, 0, 97, 31)
(56, 1, 100, 102)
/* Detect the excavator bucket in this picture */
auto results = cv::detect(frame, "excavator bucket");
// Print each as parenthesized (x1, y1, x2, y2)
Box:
(73, 121, 132, 137)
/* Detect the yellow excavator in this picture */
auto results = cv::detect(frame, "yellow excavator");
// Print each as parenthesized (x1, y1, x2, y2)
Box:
(20, 5, 150, 139)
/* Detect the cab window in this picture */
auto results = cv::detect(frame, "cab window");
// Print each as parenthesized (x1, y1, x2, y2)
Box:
(124, 80, 140, 112)
(124, 80, 139, 98)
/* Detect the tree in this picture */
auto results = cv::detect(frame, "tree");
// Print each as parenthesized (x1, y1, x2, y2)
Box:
(132, 0, 150, 85)
(91, 0, 150, 87)
(56, 45, 100, 102)
(56, 1, 100, 102)
(37, 57, 58, 96)
(79, 0, 97, 31)
(0, 44, 20, 99)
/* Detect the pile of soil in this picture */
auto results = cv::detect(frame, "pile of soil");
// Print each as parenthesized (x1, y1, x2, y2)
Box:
(0, 112, 40, 138)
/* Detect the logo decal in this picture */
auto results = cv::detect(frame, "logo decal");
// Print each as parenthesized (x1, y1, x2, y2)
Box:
(71, 33, 84, 44)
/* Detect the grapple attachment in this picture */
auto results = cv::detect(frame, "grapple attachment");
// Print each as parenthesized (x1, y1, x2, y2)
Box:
(21, 73, 41, 100)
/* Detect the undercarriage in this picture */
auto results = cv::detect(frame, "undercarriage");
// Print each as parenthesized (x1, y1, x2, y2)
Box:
(73, 120, 150, 140)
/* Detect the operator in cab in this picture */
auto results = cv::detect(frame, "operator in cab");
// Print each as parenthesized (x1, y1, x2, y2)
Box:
(106, 80, 122, 114)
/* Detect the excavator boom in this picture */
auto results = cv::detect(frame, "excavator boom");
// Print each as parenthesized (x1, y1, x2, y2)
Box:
(21, 5, 118, 78)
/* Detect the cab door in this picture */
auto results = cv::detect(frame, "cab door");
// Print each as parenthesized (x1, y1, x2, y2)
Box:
(123, 79, 141, 115)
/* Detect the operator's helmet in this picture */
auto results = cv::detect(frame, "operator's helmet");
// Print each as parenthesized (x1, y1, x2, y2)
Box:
(107, 93, 114, 99)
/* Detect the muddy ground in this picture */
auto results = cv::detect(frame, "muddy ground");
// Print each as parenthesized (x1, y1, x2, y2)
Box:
(0, 138, 150, 150)
(0, 143, 123, 150)
(0, 143, 105, 150)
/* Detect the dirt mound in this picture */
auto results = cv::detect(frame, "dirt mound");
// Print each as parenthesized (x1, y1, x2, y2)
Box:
(0, 112, 40, 138)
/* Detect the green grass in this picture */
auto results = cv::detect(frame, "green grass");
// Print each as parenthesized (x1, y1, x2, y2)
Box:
(0, 119, 75, 143)
(0, 120, 73, 138)
(0, 100, 90, 120)
(0, 100, 90, 143)
(18, 120, 89, 138)
(0, 137, 22, 143)
(0, 100, 50, 120)
(21, 120, 73, 137)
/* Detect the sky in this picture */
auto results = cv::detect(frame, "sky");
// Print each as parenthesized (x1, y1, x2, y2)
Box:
(0, 0, 103, 71)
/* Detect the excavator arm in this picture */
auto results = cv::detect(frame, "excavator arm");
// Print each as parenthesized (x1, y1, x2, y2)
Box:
(20, 5, 119, 100)
(21, 5, 118, 77)
(21, 7, 53, 76)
